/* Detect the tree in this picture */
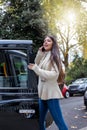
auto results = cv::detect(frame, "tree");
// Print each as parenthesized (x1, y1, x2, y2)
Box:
(42, 0, 87, 69)
(66, 55, 87, 84)
(56, 21, 78, 69)
(77, 5, 87, 59)
(0, 0, 48, 50)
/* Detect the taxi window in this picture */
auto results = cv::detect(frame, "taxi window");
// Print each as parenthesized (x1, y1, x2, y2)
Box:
(12, 55, 28, 87)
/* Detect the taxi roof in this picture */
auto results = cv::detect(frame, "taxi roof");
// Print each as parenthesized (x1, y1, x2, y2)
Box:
(0, 39, 32, 44)
(0, 39, 33, 50)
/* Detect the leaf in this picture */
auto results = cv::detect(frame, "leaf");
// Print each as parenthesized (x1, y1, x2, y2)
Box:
(71, 125, 77, 129)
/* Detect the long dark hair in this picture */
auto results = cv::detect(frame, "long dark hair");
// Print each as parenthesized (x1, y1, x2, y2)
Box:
(47, 35, 65, 83)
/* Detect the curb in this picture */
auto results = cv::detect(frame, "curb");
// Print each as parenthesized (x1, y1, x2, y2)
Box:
(79, 127, 87, 130)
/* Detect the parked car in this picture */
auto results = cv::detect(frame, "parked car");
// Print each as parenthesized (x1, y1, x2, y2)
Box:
(68, 78, 87, 96)
(62, 84, 70, 98)
(84, 89, 87, 109)
(0, 40, 53, 130)
(59, 84, 70, 98)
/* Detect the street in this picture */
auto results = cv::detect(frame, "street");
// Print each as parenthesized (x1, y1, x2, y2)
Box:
(47, 95, 87, 130)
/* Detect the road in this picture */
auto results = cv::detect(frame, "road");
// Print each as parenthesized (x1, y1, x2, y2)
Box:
(47, 95, 87, 130)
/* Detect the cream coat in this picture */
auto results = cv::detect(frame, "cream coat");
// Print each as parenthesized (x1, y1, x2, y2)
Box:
(32, 50, 63, 100)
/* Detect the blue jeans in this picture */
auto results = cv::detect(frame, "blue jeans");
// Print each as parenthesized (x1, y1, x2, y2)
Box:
(39, 99, 68, 130)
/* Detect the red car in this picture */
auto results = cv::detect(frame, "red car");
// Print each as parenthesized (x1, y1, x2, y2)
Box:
(59, 84, 70, 98)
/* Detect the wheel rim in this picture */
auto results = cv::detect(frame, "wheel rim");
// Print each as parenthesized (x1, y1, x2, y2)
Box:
(65, 91, 69, 98)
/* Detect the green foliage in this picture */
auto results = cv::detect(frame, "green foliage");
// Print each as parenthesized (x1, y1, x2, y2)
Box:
(66, 55, 87, 85)
(0, 0, 48, 51)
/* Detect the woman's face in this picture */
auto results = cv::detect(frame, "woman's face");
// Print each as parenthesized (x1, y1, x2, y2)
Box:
(43, 36, 53, 51)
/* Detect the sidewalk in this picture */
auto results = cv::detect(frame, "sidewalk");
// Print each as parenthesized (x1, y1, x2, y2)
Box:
(79, 127, 87, 130)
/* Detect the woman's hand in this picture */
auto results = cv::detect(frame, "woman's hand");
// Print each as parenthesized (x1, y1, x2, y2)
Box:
(39, 46, 43, 51)
(28, 63, 35, 70)
(39, 46, 45, 52)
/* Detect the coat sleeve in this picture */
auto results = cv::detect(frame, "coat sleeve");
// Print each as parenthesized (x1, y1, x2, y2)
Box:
(34, 50, 44, 65)
(32, 64, 59, 80)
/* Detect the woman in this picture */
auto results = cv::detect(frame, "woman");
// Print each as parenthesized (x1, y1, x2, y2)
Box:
(28, 35, 68, 130)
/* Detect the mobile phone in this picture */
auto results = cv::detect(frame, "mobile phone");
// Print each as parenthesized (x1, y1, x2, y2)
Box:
(42, 47, 45, 52)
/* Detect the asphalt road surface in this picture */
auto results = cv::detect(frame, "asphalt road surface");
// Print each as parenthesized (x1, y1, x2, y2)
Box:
(47, 95, 87, 130)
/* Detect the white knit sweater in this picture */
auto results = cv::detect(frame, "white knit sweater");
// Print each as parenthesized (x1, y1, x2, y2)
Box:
(32, 50, 63, 100)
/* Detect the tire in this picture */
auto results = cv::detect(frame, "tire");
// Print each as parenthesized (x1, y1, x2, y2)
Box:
(65, 91, 70, 98)
(86, 106, 87, 110)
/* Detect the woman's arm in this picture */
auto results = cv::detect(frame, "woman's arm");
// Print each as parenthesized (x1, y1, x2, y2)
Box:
(28, 63, 59, 80)
(34, 50, 44, 65)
